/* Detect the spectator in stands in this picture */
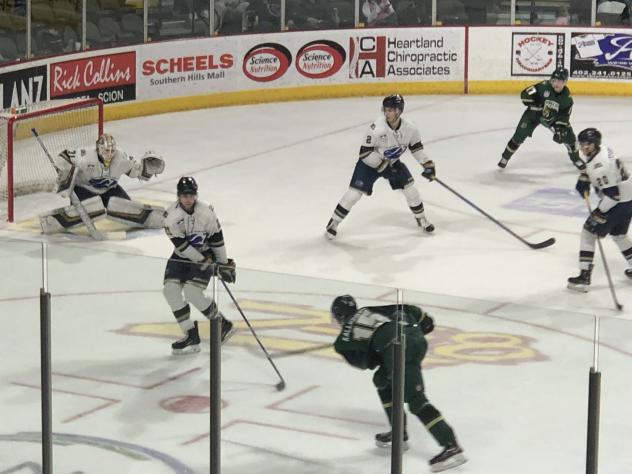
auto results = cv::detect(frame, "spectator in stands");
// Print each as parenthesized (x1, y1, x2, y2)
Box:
(246, 0, 280, 32)
(362, 0, 397, 25)
(286, 0, 333, 30)
(554, 5, 570, 24)
(217, 0, 250, 33)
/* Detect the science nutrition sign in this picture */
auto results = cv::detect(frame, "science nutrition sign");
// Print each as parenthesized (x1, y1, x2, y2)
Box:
(511, 32, 565, 76)
(571, 32, 632, 79)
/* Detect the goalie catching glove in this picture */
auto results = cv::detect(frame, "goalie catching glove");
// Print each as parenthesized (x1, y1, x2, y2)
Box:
(140, 151, 165, 180)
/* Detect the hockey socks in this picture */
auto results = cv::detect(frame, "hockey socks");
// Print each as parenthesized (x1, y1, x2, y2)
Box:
(413, 403, 457, 448)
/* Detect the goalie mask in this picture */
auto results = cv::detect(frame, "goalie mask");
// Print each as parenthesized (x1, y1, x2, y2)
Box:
(331, 295, 357, 324)
(96, 133, 116, 167)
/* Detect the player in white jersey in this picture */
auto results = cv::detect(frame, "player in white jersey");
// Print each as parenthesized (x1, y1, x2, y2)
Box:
(568, 128, 632, 291)
(325, 94, 436, 239)
(162, 177, 237, 355)
(39, 133, 165, 235)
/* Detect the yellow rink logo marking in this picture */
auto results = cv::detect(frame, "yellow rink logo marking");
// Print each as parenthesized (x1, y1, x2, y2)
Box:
(116, 299, 546, 368)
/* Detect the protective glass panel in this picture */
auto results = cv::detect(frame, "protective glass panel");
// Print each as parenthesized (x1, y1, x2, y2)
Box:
(85, 0, 144, 48)
(0, 0, 27, 64)
(597, 315, 632, 472)
(0, 239, 46, 466)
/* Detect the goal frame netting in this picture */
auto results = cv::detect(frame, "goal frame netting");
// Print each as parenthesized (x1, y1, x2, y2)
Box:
(1, 98, 104, 222)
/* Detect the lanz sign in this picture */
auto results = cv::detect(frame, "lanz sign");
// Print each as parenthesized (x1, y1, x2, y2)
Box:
(0, 66, 47, 110)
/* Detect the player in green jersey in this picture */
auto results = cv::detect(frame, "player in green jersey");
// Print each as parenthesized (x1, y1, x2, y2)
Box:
(498, 68, 585, 171)
(331, 295, 466, 473)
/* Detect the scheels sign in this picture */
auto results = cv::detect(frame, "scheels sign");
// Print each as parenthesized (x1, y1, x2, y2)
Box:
(142, 54, 234, 75)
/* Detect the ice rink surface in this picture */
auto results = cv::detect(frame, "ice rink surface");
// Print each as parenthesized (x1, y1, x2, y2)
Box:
(1, 95, 632, 473)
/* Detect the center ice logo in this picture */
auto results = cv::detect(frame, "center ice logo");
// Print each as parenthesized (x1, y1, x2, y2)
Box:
(116, 298, 546, 369)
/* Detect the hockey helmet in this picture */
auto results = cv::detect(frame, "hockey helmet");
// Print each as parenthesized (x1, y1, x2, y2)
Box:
(96, 133, 116, 167)
(331, 295, 357, 324)
(578, 128, 602, 147)
(177, 176, 198, 196)
(550, 67, 569, 82)
(382, 94, 405, 112)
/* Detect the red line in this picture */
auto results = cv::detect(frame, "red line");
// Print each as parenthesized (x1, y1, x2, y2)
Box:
(12, 381, 120, 423)
(266, 385, 320, 410)
(183, 419, 357, 446)
(266, 385, 381, 427)
(52, 366, 201, 389)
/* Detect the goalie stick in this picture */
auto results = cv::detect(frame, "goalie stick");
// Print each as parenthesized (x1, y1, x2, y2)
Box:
(31, 128, 125, 241)
(433, 177, 556, 250)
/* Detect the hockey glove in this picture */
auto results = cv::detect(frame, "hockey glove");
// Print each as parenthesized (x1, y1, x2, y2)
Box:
(552, 126, 568, 144)
(419, 312, 434, 335)
(218, 258, 236, 283)
(584, 209, 608, 236)
(140, 152, 165, 180)
(421, 160, 436, 181)
(575, 173, 591, 198)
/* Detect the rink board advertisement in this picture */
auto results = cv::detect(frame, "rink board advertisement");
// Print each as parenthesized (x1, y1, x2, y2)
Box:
(0, 65, 47, 110)
(136, 28, 465, 100)
(510, 32, 565, 77)
(570, 32, 632, 79)
(50, 51, 137, 104)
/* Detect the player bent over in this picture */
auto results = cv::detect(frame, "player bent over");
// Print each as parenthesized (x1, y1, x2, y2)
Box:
(40, 133, 165, 235)
(498, 68, 585, 171)
(163, 177, 236, 355)
(568, 128, 632, 292)
(331, 295, 466, 472)
(325, 94, 436, 239)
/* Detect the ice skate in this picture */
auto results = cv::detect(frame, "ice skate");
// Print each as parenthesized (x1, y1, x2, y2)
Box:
(172, 321, 201, 355)
(415, 216, 435, 233)
(374, 430, 409, 451)
(497, 156, 509, 169)
(221, 317, 235, 345)
(567, 267, 592, 293)
(429, 444, 467, 472)
(325, 219, 338, 240)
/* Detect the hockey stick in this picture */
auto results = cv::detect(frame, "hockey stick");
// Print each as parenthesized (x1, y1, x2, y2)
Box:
(219, 278, 286, 391)
(32, 128, 106, 241)
(433, 177, 556, 249)
(584, 195, 623, 311)
(271, 343, 332, 359)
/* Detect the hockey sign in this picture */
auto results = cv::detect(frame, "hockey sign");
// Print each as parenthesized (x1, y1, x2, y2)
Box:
(511, 33, 565, 77)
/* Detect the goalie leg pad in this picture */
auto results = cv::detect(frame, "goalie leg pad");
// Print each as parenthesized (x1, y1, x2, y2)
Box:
(183, 283, 213, 313)
(39, 196, 105, 234)
(106, 196, 165, 228)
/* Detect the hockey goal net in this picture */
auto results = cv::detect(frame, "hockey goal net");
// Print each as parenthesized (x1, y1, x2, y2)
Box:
(0, 98, 103, 222)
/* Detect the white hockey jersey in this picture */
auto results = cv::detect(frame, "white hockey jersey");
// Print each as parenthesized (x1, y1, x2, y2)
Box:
(59, 147, 144, 195)
(360, 116, 428, 168)
(585, 144, 632, 212)
(163, 200, 228, 264)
